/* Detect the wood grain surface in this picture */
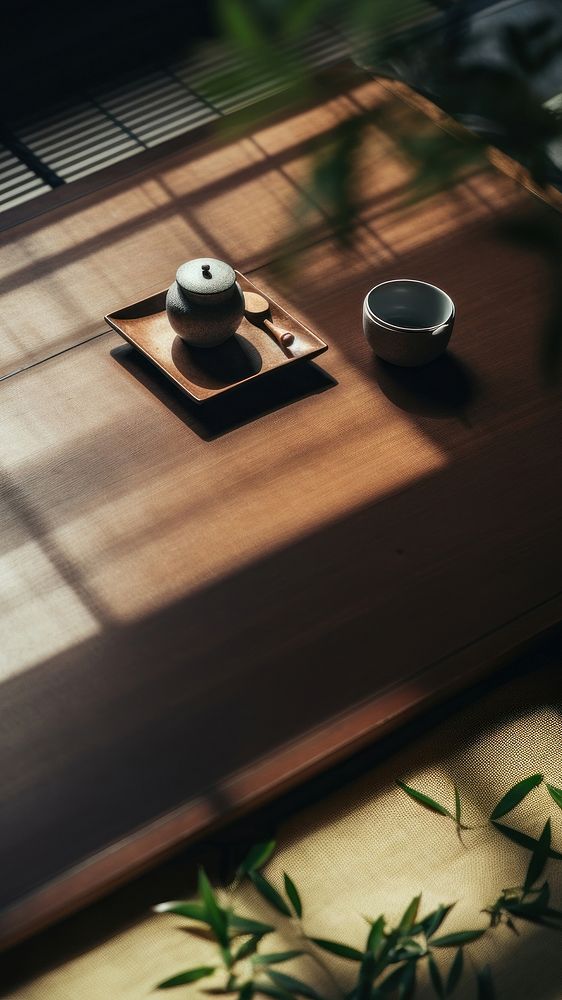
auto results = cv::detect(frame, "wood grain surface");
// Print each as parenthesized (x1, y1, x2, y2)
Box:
(1, 79, 561, 950)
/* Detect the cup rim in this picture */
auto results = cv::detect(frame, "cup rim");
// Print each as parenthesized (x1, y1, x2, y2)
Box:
(364, 279, 455, 333)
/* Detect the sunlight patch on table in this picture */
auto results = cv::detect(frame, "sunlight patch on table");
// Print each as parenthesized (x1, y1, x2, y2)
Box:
(47, 344, 447, 624)
(0, 538, 99, 679)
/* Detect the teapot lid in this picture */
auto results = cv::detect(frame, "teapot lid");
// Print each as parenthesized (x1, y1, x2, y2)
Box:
(176, 258, 236, 296)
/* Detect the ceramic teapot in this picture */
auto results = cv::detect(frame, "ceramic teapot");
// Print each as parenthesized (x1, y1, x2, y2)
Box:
(166, 257, 244, 348)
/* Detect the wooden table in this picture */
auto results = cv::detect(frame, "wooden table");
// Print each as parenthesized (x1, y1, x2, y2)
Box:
(1, 79, 561, 951)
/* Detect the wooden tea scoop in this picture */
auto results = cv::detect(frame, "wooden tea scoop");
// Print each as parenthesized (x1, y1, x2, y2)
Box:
(244, 292, 295, 350)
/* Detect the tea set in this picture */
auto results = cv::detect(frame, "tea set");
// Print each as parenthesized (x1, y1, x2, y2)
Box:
(107, 255, 456, 406)
(164, 256, 455, 370)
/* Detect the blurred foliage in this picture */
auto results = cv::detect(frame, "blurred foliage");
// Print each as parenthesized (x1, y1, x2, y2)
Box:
(209, 0, 562, 198)
(206, 0, 562, 376)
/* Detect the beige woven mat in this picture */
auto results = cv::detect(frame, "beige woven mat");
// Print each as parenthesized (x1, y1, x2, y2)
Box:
(5, 652, 562, 999)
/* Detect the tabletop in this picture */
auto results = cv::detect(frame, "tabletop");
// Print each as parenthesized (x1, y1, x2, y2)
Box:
(1, 79, 561, 950)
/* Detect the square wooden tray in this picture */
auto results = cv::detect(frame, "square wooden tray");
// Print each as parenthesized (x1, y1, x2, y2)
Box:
(105, 271, 328, 403)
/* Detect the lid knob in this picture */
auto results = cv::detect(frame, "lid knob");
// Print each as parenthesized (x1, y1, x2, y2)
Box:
(175, 257, 236, 295)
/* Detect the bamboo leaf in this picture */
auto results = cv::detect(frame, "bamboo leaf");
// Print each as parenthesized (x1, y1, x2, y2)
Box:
(153, 901, 209, 922)
(399, 961, 416, 1000)
(417, 904, 455, 939)
(525, 819, 551, 890)
(235, 938, 261, 962)
(253, 952, 305, 967)
(506, 881, 550, 917)
(391, 939, 426, 961)
(397, 781, 453, 818)
(431, 930, 485, 947)
(250, 872, 292, 917)
(546, 783, 562, 810)
(357, 952, 376, 1000)
(310, 938, 364, 961)
(445, 948, 463, 994)
(216, 0, 265, 52)
(255, 986, 296, 1000)
(475, 965, 495, 999)
(367, 916, 385, 954)
(199, 869, 229, 947)
(238, 842, 277, 878)
(454, 785, 461, 828)
(380, 961, 416, 995)
(379, 964, 408, 992)
(283, 873, 303, 918)
(229, 914, 275, 938)
(492, 821, 562, 860)
(428, 954, 444, 998)
(372, 929, 399, 979)
(266, 970, 322, 1000)
(399, 895, 421, 933)
(157, 967, 216, 989)
(490, 774, 543, 820)
(239, 983, 255, 1000)
(283, 0, 328, 38)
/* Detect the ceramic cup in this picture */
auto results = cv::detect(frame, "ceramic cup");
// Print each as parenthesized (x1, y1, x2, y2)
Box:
(363, 279, 455, 367)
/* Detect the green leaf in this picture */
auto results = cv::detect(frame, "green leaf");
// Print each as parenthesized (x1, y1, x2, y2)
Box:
(284, 0, 328, 38)
(525, 818, 551, 890)
(266, 970, 322, 1000)
(454, 785, 461, 828)
(239, 983, 255, 1000)
(222, 947, 235, 970)
(367, 916, 385, 955)
(199, 869, 229, 947)
(546, 783, 562, 810)
(428, 954, 444, 998)
(380, 961, 416, 996)
(416, 905, 455, 939)
(238, 842, 277, 878)
(475, 965, 495, 999)
(255, 986, 296, 1000)
(156, 967, 216, 989)
(492, 821, 562, 860)
(397, 781, 453, 818)
(253, 952, 305, 967)
(492, 821, 562, 861)
(371, 929, 399, 979)
(379, 964, 407, 993)
(505, 881, 551, 919)
(250, 872, 292, 917)
(283, 873, 302, 918)
(310, 938, 364, 961)
(217, 0, 265, 52)
(399, 962, 416, 1000)
(391, 939, 426, 962)
(357, 952, 376, 1000)
(398, 895, 421, 933)
(431, 930, 485, 947)
(153, 900, 209, 922)
(445, 948, 463, 994)
(490, 774, 543, 820)
(235, 938, 261, 962)
(229, 914, 276, 938)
